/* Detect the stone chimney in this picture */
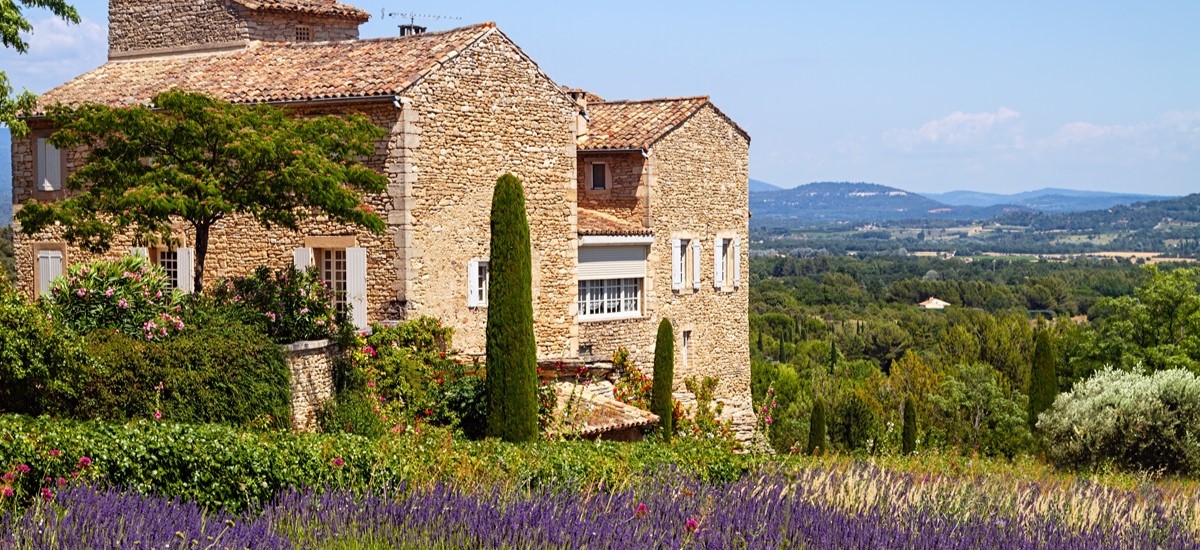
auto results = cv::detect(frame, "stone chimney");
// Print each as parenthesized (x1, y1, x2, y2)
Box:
(566, 88, 590, 139)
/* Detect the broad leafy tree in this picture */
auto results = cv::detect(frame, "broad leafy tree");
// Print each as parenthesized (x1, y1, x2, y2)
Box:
(1, 1, 80, 135)
(16, 90, 388, 291)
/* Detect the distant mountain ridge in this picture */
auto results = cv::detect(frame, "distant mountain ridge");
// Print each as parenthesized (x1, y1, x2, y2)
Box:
(749, 179, 783, 193)
(751, 181, 1026, 226)
(924, 188, 1172, 213)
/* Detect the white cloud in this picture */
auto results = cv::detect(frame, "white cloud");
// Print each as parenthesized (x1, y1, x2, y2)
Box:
(1037, 112, 1200, 161)
(0, 16, 107, 94)
(886, 107, 1022, 150)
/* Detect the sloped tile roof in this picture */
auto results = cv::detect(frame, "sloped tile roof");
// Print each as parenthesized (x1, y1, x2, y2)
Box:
(550, 382, 659, 437)
(230, 0, 371, 21)
(577, 208, 651, 236)
(35, 23, 496, 112)
(579, 96, 710, 151)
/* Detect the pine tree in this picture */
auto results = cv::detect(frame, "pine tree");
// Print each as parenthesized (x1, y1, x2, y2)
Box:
(1028, 329, 1059, 429)
(485, 173, 539, 442)
(902, 396, 917, 455)
(806, 399, 826, 455)
(651, 318, 675, 438)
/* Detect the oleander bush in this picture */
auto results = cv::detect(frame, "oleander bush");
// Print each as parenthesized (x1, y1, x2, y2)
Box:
(1039, 367, 1200, 474)
(211, 266, 345, 344)
(48, 256, 184, 340)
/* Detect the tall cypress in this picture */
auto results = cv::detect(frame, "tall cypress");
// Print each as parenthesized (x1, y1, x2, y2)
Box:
(828, 339, 838, 375)
(806, 399, 826, 455)
(902, 396, 917, 455)
(651, 318, 675, 438)
(484, 173, 539, 442)
(1028, 329, 1059, 429)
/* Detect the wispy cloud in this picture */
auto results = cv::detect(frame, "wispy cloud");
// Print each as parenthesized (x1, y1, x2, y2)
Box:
(0, 15, 107, 94)
(1037, 112, 1200, 161)
(885, 108, 1023, 150)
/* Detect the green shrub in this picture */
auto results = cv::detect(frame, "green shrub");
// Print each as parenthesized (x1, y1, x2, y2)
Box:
(1038, 367, 1200, 474)
(0, 415, 753, 512)
(317, 391, 386, 439)
(49, 256, 183, 340)
(77, 319, 291, 429)
(211, 266, 344, 344)
(0, 286, 90, 415)
(651, 319, 675, 438)
(485, 173, 539, 442)
(902, 396, 917, 455)
(806, 399, 826, 455)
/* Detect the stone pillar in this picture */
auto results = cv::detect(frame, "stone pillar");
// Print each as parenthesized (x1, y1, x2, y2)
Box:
(282, 339, 337, 430)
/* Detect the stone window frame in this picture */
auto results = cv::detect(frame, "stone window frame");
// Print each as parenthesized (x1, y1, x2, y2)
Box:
(587, 161, 611, 192)
(31, 242, 68, 297)
(670, 233, 701, 295)
(30, 129, 68, 202)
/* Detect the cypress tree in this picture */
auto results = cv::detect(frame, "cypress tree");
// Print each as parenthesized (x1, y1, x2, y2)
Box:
(651, 318, 675, 438)
(777, 333, 784, 362)
(756, 329, 763, 353)
(828, 339, 837, 375)
(806, 399, 826, 455)
(1028, 329, 1059, 429)
(484, 173, 539, 442)
(902, 396, 917, 455)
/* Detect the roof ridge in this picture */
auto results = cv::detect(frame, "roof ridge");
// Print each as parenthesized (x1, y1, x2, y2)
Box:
(593, 95, 709, 106)
(256, 22, 496, 48)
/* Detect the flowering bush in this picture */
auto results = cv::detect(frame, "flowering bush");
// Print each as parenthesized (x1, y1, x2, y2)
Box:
(0, 285, 90, 415)
(48, 256, 184, 340)
(212, 266, 343, 344)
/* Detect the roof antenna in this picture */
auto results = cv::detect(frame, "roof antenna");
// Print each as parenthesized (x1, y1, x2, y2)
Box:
(380, 10, 462, 36)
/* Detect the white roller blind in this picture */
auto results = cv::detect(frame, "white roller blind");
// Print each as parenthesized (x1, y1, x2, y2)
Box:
(671, 239, 683, 291)
(578, 245, 647, 281)
(177, 247, 195, 294)
(346, 247, 368, 330)
(733, 238, 742, 288)
(713, 237, 725, 288)
(37, 250, 63, 296)
(691, 239, 701, 289)
(37, 138, 62, 191)
(467, 259, 480, 308)
(293, 247, 314, 272)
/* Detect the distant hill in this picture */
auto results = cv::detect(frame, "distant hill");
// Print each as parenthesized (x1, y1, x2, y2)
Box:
(925, 187, 1173, 213)
(749, 179, 784, 193)
(996, 193, 1200, 232)
(1, 132, 10, 226)
(751, 181, 1026, 227)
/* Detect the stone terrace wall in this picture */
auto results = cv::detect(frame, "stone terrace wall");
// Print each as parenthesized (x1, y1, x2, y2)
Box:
(11, 102, 407, 322)
(109, 0, 247, 55)
(576, 151, 648, 227)
(283, 339, 336, 430)
(404, 30, 579, 358)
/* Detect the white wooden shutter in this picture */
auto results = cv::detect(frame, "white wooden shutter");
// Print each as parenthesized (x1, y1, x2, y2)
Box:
(467, 259, 480, 308)
(346, 247, 368, 330)
(671, 239, 682, 291)
(713, 237, 724, 288)
(293, 247, 314, 272)
(733, 238, 742, 288)
(37, 138, 62, 191)
(130, 247, 149, 258)
(37, 250, 63, 296)
(177, 247, 195, 293)
(578, 246, 647, 280)
(691, 239, 701, 290)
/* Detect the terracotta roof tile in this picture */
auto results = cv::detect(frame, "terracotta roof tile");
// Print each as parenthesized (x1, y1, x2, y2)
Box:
(35, 23, 496, 112)
(230, 0, 371, 21)
(549, 382, 659, 437)
(579, 96, 710, 151)
(577, 208, 651, 236)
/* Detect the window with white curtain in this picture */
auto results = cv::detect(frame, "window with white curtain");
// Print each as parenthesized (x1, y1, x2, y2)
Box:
(577, 278, 641, 320)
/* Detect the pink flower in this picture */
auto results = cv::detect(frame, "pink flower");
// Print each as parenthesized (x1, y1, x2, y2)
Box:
(75, 288, 87, 297)
(367, 381, 376, 388)
(154, 410, 162, 420)
(44, 477, 52, 484)
(105, 288, 115, 298)
(1, 473, 13, 482)
(49, 449, 61, 458)
(266, 312, 277, 322)
(362, 346, 376, 357)
(15, 464, 30, 474)
(765, 416, 773, 425)
(155, 290, 162, 299)
(635, 502, 648, 519)
(316, 319, 326, 326)
(1, 488, 12, 498)
(174, 320, 184, 330)
(118, 299, 129, 309)
(57, 477, 67, 486)
(78, 456, 92, 468)
(685, 517, 700, 533)
(331, 457, 345, 468)
(299, 307, 309, 315)
(41, 488, 54, 501)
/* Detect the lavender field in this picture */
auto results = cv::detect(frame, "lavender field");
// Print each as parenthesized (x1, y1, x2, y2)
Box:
(4, 463, 1198, 549)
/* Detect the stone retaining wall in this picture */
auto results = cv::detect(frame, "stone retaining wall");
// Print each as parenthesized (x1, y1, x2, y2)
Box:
(283, 339, 337, 430)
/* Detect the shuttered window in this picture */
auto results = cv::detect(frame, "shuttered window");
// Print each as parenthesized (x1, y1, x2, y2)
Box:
(36, 138, 62, 192)
(36, 249, 63, 296)
(468, 259, 489, 308)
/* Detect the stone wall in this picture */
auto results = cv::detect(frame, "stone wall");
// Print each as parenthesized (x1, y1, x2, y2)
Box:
(12, 102, 407, 322)
(576, 151, 648, 227)
(403, 29, 579, 359)
(247, 12, 360, 42)
(576, 104, 753, 440)
(283, 339, 336, 430)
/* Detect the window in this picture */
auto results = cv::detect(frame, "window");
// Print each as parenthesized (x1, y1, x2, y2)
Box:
(156, 250, 179, 290)
(671, 238, 702, 291)
(682, 330, 691, 369)
(295, 25, 312, 41)
(36, 137, 63, 192)
(468, 259, 489, 307)
(578, 278, 641, 319)
(36, 248, 64, 296)
(319, 248, 348, 313)
(589, 162, 608, 191)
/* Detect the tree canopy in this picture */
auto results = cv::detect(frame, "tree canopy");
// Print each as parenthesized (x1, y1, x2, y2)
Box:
(1, 0, 80, 135)
(16, 90, 389, 291)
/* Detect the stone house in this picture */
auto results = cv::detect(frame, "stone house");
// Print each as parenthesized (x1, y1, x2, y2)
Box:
(9, 0, 753, 434)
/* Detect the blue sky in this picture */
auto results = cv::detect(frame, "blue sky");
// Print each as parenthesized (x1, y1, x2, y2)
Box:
(2, 0, 1198, 195)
